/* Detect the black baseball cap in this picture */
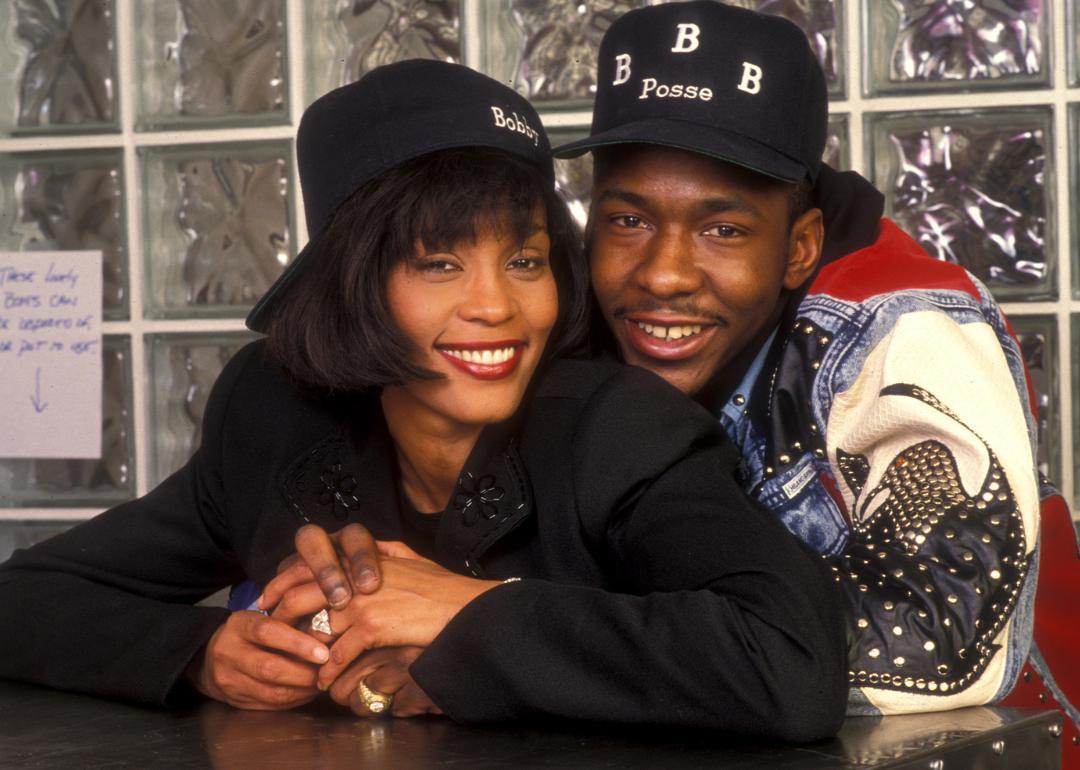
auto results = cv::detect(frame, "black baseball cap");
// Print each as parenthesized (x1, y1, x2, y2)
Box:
(553, 0, 826, 184)
(246, 59, 554, 333)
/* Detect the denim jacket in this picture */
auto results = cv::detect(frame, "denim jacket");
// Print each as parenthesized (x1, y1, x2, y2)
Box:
(720, 167, 1046, 716)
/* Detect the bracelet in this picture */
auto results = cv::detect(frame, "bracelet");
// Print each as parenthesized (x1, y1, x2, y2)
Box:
(502, 576, 523, 584)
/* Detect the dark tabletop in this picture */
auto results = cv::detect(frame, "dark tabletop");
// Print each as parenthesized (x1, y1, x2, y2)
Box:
(0, 679, 1062, 769)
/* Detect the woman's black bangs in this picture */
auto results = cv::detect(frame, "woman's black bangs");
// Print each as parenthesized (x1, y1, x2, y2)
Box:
(402, 149, 549, 255)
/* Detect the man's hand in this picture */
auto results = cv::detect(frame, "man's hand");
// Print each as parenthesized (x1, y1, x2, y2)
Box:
(328, 646, 443, 718)
(259, 523, 383, 614)
(185, 611, 330, 710)
(315, 542, 500, 691)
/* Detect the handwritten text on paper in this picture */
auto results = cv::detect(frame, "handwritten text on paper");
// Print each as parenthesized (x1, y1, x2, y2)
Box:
(0, 251, 103, 459)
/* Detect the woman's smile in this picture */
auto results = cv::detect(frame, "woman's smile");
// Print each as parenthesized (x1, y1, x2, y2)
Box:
(437, 341, 526, 380)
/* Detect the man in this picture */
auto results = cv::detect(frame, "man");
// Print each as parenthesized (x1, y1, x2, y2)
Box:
(264, 0, 1077, 743)
(553, 0, 1079, 732)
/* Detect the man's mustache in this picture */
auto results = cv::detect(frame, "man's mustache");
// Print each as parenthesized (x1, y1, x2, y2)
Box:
(611, 302, 727, 327)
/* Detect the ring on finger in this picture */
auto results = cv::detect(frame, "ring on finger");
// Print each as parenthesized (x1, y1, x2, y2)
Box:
(357, 678, 393, 715)
(310, 608, 332, 635)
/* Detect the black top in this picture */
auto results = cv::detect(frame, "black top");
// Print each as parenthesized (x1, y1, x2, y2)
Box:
(398, 493, 442, 561)
(0, 342, 847, 740)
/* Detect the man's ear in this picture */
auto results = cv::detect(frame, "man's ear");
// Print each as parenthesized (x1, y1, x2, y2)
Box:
(783, 207, 824, 290)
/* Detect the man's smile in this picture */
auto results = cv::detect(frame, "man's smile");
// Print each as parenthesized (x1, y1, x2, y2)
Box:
(620, 314, 721, 362)
(634, 320, 703, 340)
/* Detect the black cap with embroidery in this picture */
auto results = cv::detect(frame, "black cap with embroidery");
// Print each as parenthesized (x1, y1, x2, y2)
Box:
(246, 59, 553, 333)
(552, 0, 826, 184)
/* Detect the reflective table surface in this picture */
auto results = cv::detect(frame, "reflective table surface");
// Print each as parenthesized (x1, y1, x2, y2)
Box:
(0, 680, 1062, 769)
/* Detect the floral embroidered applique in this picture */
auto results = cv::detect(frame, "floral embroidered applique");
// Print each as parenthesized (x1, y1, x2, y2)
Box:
(453, 472, 505, 526)
(319, 463, 360, 520)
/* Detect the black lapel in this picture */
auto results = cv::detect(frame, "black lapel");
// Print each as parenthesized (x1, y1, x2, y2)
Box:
(279, 395, 404, 541)
(278, 392, 537, 576)
(437, 408, 534, 577)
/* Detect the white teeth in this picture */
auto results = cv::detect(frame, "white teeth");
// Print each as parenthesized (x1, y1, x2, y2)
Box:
(443, 347, 517, 365)
(635, 322, 704, 341)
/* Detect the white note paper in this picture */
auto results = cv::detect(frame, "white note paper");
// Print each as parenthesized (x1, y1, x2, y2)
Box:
(0, 251, 103, 458)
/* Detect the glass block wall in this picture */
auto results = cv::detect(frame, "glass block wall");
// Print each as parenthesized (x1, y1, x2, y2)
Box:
(0, 0, 1077, 554)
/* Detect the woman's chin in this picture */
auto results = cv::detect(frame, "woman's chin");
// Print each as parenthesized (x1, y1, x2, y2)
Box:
(431, 360, 539, 426)
(445, 396, 525, 428)
(384, 376, 529, 432)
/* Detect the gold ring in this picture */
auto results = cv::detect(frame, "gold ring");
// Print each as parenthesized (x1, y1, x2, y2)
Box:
(357, 679, 393, 715)
(310, 609, 332, 635)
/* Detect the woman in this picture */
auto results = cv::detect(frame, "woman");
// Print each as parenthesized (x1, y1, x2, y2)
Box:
(0, 60, 846, 740)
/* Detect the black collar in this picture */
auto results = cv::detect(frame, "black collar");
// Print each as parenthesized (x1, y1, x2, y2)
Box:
(278, 391, 535, 577)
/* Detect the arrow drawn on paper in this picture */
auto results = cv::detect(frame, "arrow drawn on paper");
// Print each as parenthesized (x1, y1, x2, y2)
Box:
(30, 367, 48, 413)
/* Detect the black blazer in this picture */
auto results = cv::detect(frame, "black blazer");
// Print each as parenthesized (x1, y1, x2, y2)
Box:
(0, 342, 846, 740)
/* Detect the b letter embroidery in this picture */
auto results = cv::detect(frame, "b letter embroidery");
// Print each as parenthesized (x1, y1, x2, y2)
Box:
(613, 53, 632, 85)
(671, 23, 700, 53)
(738, 61, 763, 94)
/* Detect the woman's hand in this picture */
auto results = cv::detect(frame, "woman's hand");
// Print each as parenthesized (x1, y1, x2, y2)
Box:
(328, 646, 443, 718)
(259, 538, 499, 695)
(186, 611, 330, 710)
(316, 541, 500, 691)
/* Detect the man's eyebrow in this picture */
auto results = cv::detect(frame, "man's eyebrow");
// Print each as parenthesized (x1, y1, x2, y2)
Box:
(594, 188, 650, 208)
(697, 196, 763, 218)
(595, 187, 766, 219)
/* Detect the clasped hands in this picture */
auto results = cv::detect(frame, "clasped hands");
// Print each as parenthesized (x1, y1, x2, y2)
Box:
(187, 523, 500, 717)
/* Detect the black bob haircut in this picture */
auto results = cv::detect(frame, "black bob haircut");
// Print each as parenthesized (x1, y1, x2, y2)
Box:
(266, 147, 590, 392)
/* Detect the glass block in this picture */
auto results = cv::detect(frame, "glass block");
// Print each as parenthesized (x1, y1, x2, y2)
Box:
(824, 113, 849, 171)
(480, 1, 645, 106)
(135, 0, 288, 130)
(307, 0, 461, 103)
(864, 0, 1048, 95)
(147, 332, 254, 487)
(727, 0, 845, 99)
(549, 129, 593, 233)
(0, 150, 129, 320)
(1070, 105, 1080, 301)
(0, 336, 134, 507)
(0, 0, 118, 135)
(0, 520, 75, 563)
(1009, 315, 1059, 485)
(867, 108, 1054, 301)
(1071, 0, 1080, 86)
(140, 141, 292, 319)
